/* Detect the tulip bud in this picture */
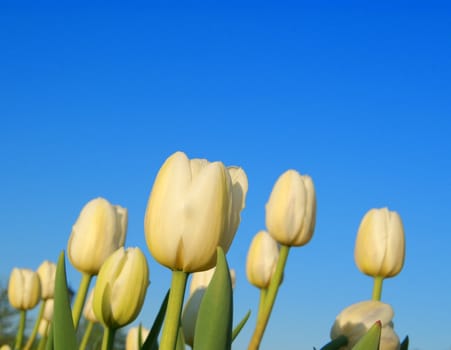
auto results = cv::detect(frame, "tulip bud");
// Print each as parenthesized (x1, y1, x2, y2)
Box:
(144, 151, 248, 272)
(126, 326, 150, 350)
(182, 266, 236, 347)
(37, 261, 57, 300)
(8, 268, 41, 310)
(43, 298, 54, 321)
(93, 247, 149, 329)
(83, 289, 98, 323)
(68, 197, 128, 275)
(330, 300, 400, 350)
(265, 170, 316, 246)
(246, 231, 280, 289)
(354, 208, 405, 278)
(38, 319, 50, 338)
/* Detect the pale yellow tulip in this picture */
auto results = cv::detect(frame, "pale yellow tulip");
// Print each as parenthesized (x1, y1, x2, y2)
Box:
(8, 268, 41, 310)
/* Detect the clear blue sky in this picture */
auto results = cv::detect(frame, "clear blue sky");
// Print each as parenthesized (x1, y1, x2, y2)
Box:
(1, 2, 450, 349)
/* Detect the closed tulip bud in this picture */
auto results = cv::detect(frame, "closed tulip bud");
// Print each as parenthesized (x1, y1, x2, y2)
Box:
(0, 345, 12, 350)
(68, 197, 128, 275)
(126, 326, 150, 350)
(83, 289, 98, 323)
(93, 247, 149, 329)
(38, 319, 50, 337)
(246, 231, 280, 289)
(8, 268, 41, 310)
(330, 300, 400, 350)
(354, 208, 405, 278)
(37, 261, 57, 300)
(43, 298, 54, 321)
(144, 151, 247, 272)
(265, 170, 316, 246)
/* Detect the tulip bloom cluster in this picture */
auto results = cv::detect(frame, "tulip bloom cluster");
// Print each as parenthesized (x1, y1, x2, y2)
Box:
(4, 150, 408, 350)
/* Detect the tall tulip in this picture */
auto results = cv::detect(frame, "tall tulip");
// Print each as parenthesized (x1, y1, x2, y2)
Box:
(330, 300, 400, 350)
(37, 261, 57, 300)
(8, 268, 41, 350)
(354, 207, 405, 300)
(249, 169, 316, 350)
(67, 197, 128, 329)
(144, 151, 247, 350)
(93, 247, 149, 350)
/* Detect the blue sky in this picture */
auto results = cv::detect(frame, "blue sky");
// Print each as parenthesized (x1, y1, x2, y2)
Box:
(1, 2, 450, 349)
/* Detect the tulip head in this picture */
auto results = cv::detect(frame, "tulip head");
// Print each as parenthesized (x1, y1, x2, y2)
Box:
(8, 268, 41, 310)
(330, 300, 400, 350)
(93, 247, 149, 329)
(37, 261, 56, 300)
(126, 326, 150, 350)
(246, 231, 280, 289)
(43, 298, 54, 321)
(354, 208, 405, 278)
(83, 289, 98, 323)
(68, 197, 128, 275)
(38, 319, 50, 338)
(144, 151, 247, 273)
(265, 170, 316, 246)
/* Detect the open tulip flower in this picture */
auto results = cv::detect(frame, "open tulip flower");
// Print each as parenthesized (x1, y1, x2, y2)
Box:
(330, 300, 400, 350)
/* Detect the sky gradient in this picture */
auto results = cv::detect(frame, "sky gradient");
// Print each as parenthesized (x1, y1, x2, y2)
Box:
(1, 3, 450, 349)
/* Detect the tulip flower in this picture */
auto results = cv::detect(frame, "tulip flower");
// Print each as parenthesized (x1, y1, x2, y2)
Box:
(126, 326, 150, 350)
(68, 197, 128, 275)
(36, 261, 57, 300)
(265, 169, 316, 247)
(38, 319, 50, 337)
(67, 197, 128, 329)
(144, 151, 247, 272)
(182, 267, 236, 347)
(0, 345, 12, 350)
(93, 247, 149, 329)
(354, 207, 405, 300)
(8, 268, 41, 310)
(144, 151, 247, 350)
(246, 231, 280, 289)
(330, 300, 400, 350)
(8, 268, 41, 350)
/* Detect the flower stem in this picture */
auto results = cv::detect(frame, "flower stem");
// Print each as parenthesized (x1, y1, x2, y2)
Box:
(372, 276, 384, 301)
(24, 299, 47, 350)
(257, 289, 268, 323)
(101, 326, 116, 350)
(159, 270, 188, 350)
(15, 310, 26, 350)
(248, 245, 290, 350)
(72, 273, 93, 330)
(79, 320, 94, 350)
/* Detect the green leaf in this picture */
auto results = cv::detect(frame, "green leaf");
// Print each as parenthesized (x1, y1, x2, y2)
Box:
(53, 251, 77, 350)
(351, 321, 381, 350)
(175, 326, 185, 350)
(141, 289, 170, 350)
(232, 310, 251, 341)
(319, 335, 348, 350)
(193, 247, 233, 350)
(400, 335, 409, 350)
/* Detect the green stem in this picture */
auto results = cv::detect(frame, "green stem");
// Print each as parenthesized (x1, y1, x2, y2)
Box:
(248, 245, 290, 350)
(72, 273, 93, 330)
(15, 310, 27, 350)
(79, 320, 94, 350)
(101, 326, 116, 350)
(24, 299, 47, 350)
(159, 270, 188, 350)
(257, 289, 267, 323)
(372, 276, 384, 301)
